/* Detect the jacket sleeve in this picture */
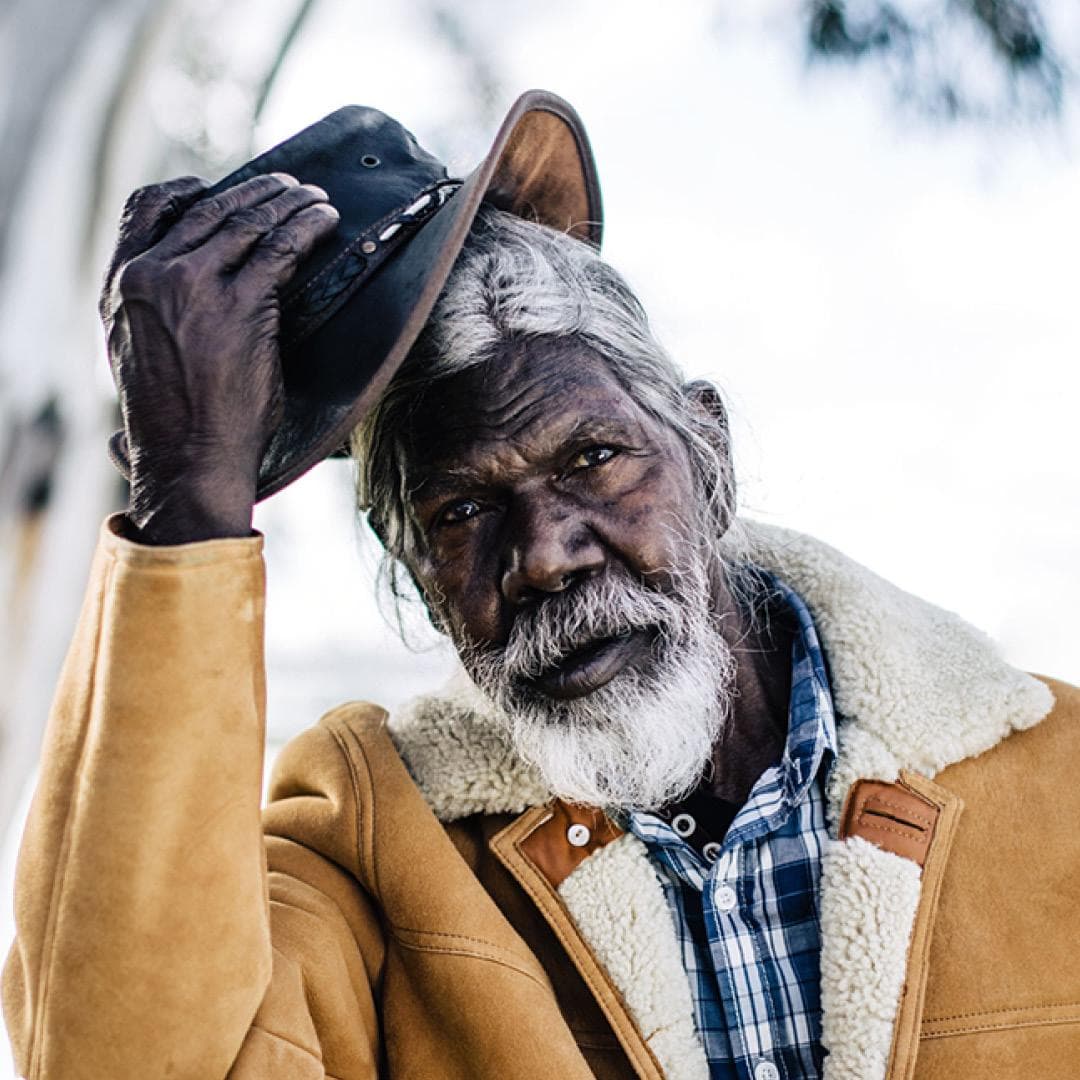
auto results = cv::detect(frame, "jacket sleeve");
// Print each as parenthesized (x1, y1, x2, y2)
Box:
(2, 517, 381, 1079)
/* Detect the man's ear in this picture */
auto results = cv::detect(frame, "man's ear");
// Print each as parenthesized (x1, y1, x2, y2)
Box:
(683, 379, 729, 434)
(682, 379, 736, 531)
(678, 382, 730, 449)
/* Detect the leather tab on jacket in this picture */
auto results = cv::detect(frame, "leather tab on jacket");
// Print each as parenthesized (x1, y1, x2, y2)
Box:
(839, 779, 940, 868)
(518, 802, 623, 889)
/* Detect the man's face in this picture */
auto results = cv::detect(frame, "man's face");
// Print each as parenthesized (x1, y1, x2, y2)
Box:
(402, 336, 734, 809)
(407, 338, 697, 655)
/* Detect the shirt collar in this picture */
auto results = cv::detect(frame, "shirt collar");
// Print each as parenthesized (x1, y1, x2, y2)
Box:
(630, 573, 838, 849)
(769, 573, 837, 798)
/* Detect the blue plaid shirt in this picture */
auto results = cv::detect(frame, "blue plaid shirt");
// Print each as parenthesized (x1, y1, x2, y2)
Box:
(628, 578, 836, 1080)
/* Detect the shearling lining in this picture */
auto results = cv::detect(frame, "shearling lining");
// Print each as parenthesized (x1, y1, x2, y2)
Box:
(740, 523, 1054, 825)
(559, 835, 709, 1080)
(818, 837, 923, 1080)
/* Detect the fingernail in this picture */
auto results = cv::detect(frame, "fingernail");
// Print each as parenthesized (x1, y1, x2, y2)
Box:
(271, 172, 300, 186)
(312, 203, 340, 217)
(301, 183, 329, 199)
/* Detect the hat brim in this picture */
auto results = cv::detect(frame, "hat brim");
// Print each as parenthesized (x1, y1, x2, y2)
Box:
(109, 89, 602, 503)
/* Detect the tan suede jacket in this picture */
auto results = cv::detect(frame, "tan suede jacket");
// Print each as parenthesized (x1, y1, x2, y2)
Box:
(4, 518, 1079, 1080)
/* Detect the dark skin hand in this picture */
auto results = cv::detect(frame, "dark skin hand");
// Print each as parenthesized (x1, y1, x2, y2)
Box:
(403, 337, 794, 807)
(100, 171, 340, 545)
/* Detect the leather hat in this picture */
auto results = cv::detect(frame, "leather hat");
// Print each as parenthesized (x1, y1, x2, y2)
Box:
(109, 89, 602, 501)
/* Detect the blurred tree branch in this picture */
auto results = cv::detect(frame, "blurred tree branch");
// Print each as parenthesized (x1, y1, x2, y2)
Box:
(805, 0, 1069, 122)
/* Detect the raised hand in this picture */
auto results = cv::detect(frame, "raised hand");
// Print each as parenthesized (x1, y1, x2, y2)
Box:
(100, 172, 339, 544)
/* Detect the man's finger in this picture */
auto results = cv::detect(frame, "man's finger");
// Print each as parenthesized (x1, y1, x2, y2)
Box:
(153, 172, 302, 258)
(200, 183, 332, 270)
(235, 203, 340, 290)
(114, 176, 208, 255)
(101, 176, 207, 321)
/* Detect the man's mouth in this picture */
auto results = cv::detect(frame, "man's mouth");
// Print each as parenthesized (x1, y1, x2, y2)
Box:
(524, 627, 656, 700)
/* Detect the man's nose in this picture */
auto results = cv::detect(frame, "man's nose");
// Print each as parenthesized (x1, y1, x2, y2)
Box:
(500, 506, 605, 606)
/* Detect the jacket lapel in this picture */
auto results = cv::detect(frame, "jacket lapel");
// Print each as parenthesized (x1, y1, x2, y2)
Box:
(557, 834, 710, 1080)
(387, 521, 1055, 1080)
(488, 807, 709, 1080)
(816, 771, 963, 1080)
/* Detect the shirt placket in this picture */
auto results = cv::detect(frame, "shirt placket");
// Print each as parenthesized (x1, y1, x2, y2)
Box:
(705, 842, 787, 1080)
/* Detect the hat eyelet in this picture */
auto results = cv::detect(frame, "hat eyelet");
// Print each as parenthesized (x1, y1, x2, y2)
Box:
(360, 154, 381, 168)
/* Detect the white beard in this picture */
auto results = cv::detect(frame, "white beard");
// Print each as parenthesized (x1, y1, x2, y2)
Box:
(460, 557, 736, 811)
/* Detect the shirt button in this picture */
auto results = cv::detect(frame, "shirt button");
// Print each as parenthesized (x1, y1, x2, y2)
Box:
(715, 884, 738, 912)
(754, 1061, 781, 1080)
(671, 812, 696, 837)
(566, 823, 591, 847)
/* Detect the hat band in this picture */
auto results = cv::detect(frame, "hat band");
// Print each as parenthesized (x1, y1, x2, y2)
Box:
(281, 178, 463, 349)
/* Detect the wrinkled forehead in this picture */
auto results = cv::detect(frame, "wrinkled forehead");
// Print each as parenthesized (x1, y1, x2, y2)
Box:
(401, 336, 650, 476)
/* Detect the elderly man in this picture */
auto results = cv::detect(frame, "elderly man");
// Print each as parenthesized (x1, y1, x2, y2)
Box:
(4, 93, 1079, 1080)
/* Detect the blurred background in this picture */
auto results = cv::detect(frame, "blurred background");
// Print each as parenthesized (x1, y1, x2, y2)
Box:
(0, 1, 1078, 1071)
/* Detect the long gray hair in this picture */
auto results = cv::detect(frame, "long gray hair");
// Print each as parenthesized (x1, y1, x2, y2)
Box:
(352, 206, 748, 625)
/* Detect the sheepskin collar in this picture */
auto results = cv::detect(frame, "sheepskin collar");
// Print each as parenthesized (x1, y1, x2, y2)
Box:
(388, 521, 1053, 825)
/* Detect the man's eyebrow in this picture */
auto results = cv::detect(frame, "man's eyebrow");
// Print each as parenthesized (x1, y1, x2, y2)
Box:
(561, 416, 645, 444)
(410, 465, 491, 504)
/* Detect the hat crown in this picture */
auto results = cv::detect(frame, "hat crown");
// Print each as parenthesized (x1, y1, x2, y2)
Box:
(277, 105, 450, 224)
(204, 106, 451, 318)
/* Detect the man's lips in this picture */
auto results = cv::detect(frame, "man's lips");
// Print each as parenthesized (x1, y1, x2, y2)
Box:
(524, 628, 654, 700)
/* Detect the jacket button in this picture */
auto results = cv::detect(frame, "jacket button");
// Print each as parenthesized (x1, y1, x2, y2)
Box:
(567, 823, 591, 847)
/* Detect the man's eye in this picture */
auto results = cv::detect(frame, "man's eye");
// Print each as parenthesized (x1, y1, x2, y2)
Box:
(438, 499, 482, 526)
(569, 445, 618, 471)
